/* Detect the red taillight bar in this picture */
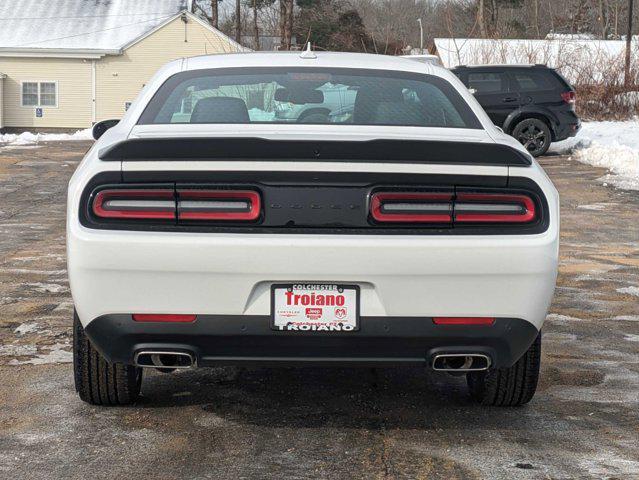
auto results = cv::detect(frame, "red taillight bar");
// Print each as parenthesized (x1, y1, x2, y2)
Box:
(370, 192, 453, 223)
(433, 317, 495, 325)
(454, 193, 536, 223)
(93, 189, 175, 219)
(177, 189, 261, 221)
(370, 191, 536, 225)
(132, 314, 197, 323)
(92, 188, 263, 223)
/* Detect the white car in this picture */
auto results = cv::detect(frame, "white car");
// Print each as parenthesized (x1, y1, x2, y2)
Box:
(401, 54, 443, 67)
(68, 51, 558, 406)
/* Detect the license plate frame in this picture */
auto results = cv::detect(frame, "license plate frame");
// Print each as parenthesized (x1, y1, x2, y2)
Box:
(270, 283, 360, 332)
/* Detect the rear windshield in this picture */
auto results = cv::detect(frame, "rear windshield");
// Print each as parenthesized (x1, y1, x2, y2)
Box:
(138, 67, 481, 129)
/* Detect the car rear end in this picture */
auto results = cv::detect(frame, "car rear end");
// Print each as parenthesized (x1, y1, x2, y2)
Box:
(508, 65, 580, 142)
(68, 54, 559, 405)
(546, 67, 581, 141)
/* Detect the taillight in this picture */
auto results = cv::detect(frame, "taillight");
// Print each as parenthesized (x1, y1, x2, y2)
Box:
(454, 193, 536, 223)
(370, 191, 453, 223)
(177, 189, 261, 221)
(370, 191, 537, 225)
(561, 91, 576, 104)
(93, 189, 175, 219)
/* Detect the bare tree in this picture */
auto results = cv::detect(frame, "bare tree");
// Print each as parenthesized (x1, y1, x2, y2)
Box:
(624, 0, 634, 85)
(279, 0, 287, 48)
(253, 0, 260, 49)
(211, 0, 219, 28)
(236, 0, 242, 42)
(599, 0, 610, 38)
(279, 0, 294, 49)
(287, 0, 294, 47)
(478, 0, 487, 37)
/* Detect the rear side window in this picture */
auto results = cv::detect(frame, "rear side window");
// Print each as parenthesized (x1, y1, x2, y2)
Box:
(138, 67, 481, 129)
(511, 71, 557, 91)
(467, 72, 508, 94)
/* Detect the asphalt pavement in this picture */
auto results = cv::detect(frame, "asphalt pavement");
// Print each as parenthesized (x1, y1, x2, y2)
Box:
(0, 142, 637, 479)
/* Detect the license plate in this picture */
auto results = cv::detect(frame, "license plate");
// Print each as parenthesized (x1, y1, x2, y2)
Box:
(271, 283, 359, 332)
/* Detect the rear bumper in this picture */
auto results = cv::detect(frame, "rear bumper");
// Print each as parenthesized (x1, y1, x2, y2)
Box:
(68, 230, 558, 331)
(85, 314, 539, 368)
(553, 116, 581, 141)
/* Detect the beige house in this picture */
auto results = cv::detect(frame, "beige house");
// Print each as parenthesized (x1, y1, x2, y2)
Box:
(0, 0, 244, 131)
(0, 73, 5, 129)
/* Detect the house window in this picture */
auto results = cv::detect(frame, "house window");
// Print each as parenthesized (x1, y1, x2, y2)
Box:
(22, 81, 57, 107)
(22, 82, 39, 106)
(39, 82, 57, 106)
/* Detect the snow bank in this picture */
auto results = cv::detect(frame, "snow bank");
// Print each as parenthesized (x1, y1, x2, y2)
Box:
(0, 128, 93, 148)
(550, 120, 639, 190)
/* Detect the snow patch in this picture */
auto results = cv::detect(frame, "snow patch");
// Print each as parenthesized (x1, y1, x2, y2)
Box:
(0, 344, 37, 357)
(546, 313, 584, 323)
(576, 203, 611, 211)
(550, 120, 639, 190)
(0, 129, 93, 149)
(14, 323, 39, 335)
(8, 344, 72, 365)
(543, 332, 578, 342)
(612, 315, 639, 321)
(26, 282, 68, 294)
(617, 286, 639, 296)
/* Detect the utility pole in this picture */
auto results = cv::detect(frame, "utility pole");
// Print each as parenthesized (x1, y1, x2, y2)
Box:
(236, 0, 242, 43)
(417, 18, 424, 54)
(625, 0, 634, 86)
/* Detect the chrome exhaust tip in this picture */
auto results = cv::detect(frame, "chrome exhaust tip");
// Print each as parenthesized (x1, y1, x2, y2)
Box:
(432, 353, 491, 372)
(134, 350, 195, 369)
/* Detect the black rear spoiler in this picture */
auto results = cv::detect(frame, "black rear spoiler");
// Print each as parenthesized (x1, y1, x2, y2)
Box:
(98, 137, 532, 166)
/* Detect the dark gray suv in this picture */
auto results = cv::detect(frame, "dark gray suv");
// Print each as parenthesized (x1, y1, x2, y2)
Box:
(452, 65, 581, 156)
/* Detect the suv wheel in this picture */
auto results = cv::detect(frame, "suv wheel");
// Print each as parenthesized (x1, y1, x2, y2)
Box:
(467, 332, 541, 406)
(512, 118, 551, 157)
(73, 310, 142, 405)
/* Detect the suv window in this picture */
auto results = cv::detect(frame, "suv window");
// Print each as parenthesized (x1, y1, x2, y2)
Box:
(511, 71, 556, 91)
(467, 72, 508, 94)
(139, 67, 481, 129)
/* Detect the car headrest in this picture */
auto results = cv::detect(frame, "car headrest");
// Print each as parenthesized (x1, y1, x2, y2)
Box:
(190, 97, 250, 123)
(373, 102, 426, 126)
(353, 87, 404, 124)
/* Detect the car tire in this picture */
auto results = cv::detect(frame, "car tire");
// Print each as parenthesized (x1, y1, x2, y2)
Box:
(73, 310, 142, 405)
(467, 332, 541, 406)
(512, 118, 551, 157)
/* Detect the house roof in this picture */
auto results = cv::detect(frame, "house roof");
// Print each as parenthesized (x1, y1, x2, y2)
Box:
(0, 0, 192, 55)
